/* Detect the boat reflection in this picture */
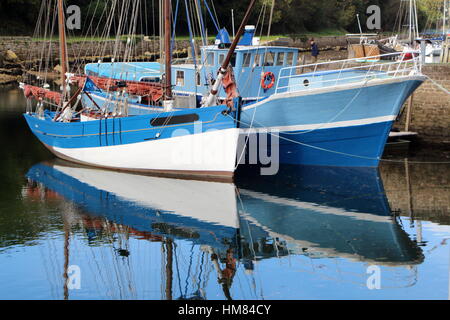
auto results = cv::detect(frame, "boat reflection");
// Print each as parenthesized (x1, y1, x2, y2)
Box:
(26, 161, 240, 255)
(236, 165, 424, 267)
(25, 162, 424, 299)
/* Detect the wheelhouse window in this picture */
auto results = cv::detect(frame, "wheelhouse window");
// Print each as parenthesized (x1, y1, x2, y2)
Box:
(206, 52, 215, 66)
(287, 52, 294, 66)
(264, 52, 275, 66)
(230, 53, 237, 67)
(276, 52, 285, 66)
(242, 53, 252, 67)
(254, 53, 262, 67)
(218, 53, 225, 65)
(176, 70, 185, 86)
(196, 71, 201, 86)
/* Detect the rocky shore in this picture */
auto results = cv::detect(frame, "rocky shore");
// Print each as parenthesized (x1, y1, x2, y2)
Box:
(0, 49, 23, 85)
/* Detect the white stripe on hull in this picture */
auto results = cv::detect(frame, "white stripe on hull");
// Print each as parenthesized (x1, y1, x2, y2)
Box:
(50, 128, 239, 176)
(240, 115, 397, 133)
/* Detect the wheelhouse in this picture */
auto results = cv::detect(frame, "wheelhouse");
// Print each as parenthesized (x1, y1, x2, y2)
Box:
(84, 26, 299, 106)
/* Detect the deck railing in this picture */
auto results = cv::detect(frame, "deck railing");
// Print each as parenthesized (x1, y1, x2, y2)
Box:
(275, 52, 422, 95)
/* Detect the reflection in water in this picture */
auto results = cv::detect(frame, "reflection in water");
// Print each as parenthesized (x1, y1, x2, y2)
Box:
(20, 161, 426, 299)
(236, 166, 424, 266)
(2, 87, 447, 300)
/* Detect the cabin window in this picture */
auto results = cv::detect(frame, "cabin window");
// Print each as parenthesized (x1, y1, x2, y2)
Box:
(151, 114, 200, 127)
(242, 53, 251, 67)
(254, 53, 262, 67)
(276, 52, 285, 66)
(287, 52, 294, 66)
(196, 71, 201, 86)
(176, 70, 185, 86)
(264, 52, 275, 66)
(218, 53, 225, 65)
(230, 53, 237, 67)
(141, 77, 161, 83)
(206, 52, 215, 66)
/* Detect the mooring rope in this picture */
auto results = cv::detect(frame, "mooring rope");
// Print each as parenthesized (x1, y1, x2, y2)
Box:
(425, 75, 450, 96)
(228, 115, 450, 165)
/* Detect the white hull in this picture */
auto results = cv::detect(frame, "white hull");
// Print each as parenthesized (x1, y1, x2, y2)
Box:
(46, 128, 240, 179)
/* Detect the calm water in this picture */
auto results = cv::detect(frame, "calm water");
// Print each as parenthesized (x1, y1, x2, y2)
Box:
(0, 86, 450, 300)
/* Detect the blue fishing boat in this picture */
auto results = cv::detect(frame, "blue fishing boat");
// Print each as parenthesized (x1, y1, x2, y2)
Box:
(84, 22, 426, 167)
(21, 0, 261, 179)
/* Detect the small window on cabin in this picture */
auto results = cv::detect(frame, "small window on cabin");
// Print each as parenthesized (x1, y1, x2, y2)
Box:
(196, 71, 201, 86)
(264, 52, 275, 66)
(276, 52, 285, 66)
(287, 52, 294, 66)
(254, 53, 262, 67)
(242, 53, 252, 67)
(206, 52, 215, 66)
(218, 54, 225, 65)
(176, 70, 185, 86)
(230, 53, 237, 67)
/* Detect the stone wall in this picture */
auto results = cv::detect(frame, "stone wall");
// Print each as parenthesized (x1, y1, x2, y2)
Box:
(393, 64, 450, 144)
(269, 35, 350, 51)
(0, 36, 193, 62)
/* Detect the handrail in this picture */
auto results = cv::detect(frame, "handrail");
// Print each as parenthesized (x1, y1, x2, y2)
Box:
(275, 52, 421, 94)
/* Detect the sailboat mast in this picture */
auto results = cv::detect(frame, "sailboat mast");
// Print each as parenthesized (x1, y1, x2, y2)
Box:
(57, 0, 68, 102)
(444, 0, 449, 36)
(164, 0, 173, 100)
(409, 0, 413, 43)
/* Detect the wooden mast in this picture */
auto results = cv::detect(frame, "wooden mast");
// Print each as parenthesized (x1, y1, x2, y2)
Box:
(164, 0, 173, 101)
(57, 0, 68, 103)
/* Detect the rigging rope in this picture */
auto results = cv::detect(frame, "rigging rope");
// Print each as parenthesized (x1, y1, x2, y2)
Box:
(228, 114, 450, 165)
